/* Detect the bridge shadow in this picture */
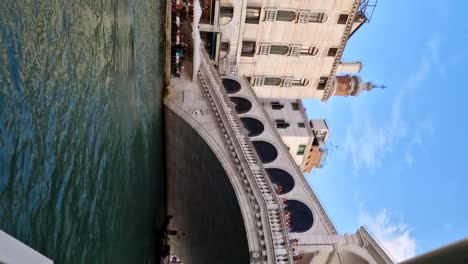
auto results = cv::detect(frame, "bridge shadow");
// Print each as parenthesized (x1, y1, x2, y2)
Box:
(164, 108, 250, 264)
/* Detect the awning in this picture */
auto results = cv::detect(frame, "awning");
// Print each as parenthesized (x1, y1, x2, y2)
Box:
(192, 0, 203, 81)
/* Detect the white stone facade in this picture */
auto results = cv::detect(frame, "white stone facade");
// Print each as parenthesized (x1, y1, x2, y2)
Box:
(201, 0, 369, 100)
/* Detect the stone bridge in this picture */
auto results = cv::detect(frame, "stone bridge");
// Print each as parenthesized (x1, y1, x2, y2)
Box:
(164, 49, 394, 264)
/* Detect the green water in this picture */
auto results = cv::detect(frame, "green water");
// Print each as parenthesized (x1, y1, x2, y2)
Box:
(0, 0, 166, 263)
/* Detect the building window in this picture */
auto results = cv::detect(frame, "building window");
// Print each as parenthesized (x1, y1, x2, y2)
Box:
(270, 45, 289, 55)
(246, 7, 261, 24)
(220, 41, 229, 51)
(271, 102, 284, 110)
(327, 48, 338, 57)
(298, 122, 305, 128)
(241, 41, 256, 57)
(292, 78, 309, 86)
(297, 145, 307, 155)
(220, 6, 234, 18)
(309, 12, 327, 23)
(338, 14, 349, 24)
(291, 102, 299, 111)
(300, 46, 318, 56)
(317, 77, 328, 90)
(276, 11, 296, 21)
(276, 119, 290, 129)
(253, 76, 264, 86)
(264, 77, 282, 86)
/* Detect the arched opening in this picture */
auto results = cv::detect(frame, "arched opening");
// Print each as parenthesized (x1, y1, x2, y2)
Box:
(265, 168, 294, 194)
(252, 141, 278, 164)
(222, 78, 241, 94)
(270, 45, 289, 55)
(285, 200, 313, 232)
(220, 41, 230, 59)
(230, 97, 252, 114)
(240, 117, 264, 137)
(277, 11, 296, 21)
(300, 46, 319, 56)
(219, 6, 234, 25)
(264, 77, 282, 86)
(165, 109, 250, 263)
(308, 12, 327, 23)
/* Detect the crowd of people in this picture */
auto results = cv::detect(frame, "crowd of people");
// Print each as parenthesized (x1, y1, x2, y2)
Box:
(171, 0, 190, 77)
(278, 198, 304, 263)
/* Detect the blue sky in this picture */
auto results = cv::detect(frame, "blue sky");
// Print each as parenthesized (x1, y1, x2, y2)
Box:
(304, 0, 468, 261)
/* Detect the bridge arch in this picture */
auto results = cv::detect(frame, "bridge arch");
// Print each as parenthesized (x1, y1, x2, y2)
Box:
(240, 117, 264, 137)
(222, 78, 242, 94)
(265, 168, 294, 194)
(286, 200, 314, 233)
(230, 97, 252, 114)
(252, 141, 278, 164)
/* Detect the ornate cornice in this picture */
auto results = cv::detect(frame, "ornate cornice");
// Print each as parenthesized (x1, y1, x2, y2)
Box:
(358, 227, 395, 264)
(321, 0, 362, 102)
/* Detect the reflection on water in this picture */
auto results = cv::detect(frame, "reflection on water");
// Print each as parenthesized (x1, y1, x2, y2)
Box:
(0, 0, 165, 262)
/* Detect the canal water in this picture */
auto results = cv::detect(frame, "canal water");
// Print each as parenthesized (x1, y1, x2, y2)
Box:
(0, 0, 166, 263)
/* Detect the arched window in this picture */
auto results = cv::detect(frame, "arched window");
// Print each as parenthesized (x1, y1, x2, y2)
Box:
(220, 42, 229, 52)
(285, 200, 314, 232)
(276, 11, 296, 22)
(309, 12, 327, 23)
(292, 78, 309, 86)
(300, 46, 318, 56)
(266, 168, 295, 194)
(219, 41, 230, 59)
(222, 78, 241, 93)
(264, 77, 282, 86)
(252, 141, 278, 163)
(230, 97, 252, 114)
(220, 6, 233, 18)
(240, 117, 264, 137)
(270, 45, 289, 55)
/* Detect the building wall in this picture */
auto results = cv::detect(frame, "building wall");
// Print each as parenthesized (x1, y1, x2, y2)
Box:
(221, 0, 360, 99)
(261, 98, 314, 166)
(225, 76, 337, 236)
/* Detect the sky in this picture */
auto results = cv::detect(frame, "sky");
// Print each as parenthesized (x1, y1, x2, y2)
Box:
(303, 0, 468, 262)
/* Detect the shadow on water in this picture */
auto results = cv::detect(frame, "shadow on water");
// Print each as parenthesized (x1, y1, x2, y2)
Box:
(0, 0, 167, 263)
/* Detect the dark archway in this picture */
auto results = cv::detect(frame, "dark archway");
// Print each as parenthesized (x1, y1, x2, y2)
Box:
(285, 200, 313, 233)
(240, 117, 264, 137)
(222, 78, 241, 94)
(165, 109, 250, 263)
(230, 97, 252, 114)
(252, 141, 277, 164)
(265, 168, 294, 194)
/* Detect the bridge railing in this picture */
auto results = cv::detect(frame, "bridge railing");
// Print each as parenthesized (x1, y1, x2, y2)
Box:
(239, 77, 339, 235)
(198, 49, 292, 264)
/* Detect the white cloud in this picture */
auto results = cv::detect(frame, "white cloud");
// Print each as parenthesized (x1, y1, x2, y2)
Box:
(404, 151, 414, 165)
(411, 117, 435, 147)
(359, 209, 416, 262)
(343, 34, 440, 172)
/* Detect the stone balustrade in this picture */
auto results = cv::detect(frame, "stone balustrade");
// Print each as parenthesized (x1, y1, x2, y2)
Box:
(198, 48, 292, 264)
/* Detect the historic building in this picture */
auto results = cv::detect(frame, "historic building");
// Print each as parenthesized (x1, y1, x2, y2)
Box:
(198, 0, 378, 101)
(195, 0, 380, 171)
(261, 98, 330, 173)
(165, 0, 400, 262)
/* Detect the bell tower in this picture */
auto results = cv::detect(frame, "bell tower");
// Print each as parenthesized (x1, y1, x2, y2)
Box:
(331, 75, 381, 98)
